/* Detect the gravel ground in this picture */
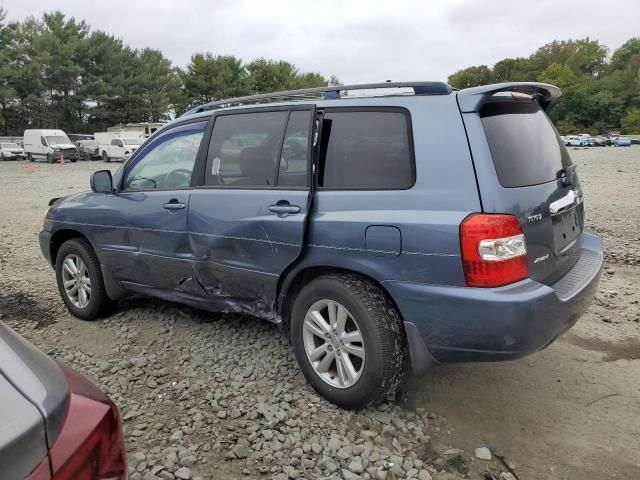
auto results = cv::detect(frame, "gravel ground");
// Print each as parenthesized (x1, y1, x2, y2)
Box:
(0, 147, 638, 480)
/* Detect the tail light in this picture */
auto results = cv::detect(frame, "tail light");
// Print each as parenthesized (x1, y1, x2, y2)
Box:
(49, 366, 126, 480)
(460, 213, 528, 287)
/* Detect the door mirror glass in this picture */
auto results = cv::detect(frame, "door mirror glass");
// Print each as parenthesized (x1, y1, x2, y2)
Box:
(91, 170, 113, 193)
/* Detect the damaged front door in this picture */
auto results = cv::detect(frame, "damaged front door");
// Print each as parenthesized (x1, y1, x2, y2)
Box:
(188, 106, 315, 318)
(108, 120, 207, 291)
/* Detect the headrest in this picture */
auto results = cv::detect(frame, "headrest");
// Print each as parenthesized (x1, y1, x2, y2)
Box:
(238, 146, 274, 182)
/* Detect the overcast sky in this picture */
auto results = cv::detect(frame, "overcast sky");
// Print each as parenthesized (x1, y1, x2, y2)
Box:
(4, 0, 638, 83)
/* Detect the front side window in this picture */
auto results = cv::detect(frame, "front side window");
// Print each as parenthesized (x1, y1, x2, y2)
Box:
(206, 111, 289, 186)
(319, 110, 414, 189)
(124, 123, 205, 191)
(124, 138, 143, 146)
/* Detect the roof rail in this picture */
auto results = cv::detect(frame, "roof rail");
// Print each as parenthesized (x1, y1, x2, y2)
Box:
(181, 81, 452, 117)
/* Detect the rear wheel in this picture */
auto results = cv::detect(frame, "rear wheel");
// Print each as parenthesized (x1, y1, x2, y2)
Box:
(55, 238, 116, 320)
(0, 153, 4, 161)
(290, 273, 406, 409)
(27, 153, 33, 162)
(102, 151, 110, 163)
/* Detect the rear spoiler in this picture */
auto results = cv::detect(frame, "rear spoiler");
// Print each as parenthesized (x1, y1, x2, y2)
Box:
(457, 82, 561, 113)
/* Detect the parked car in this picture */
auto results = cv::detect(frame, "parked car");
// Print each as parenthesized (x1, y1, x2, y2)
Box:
(39, 81, 603, 409)
(95, 132, 145, 162)
(0, 142, 26, 160)
(23, 129, 80, 163)
(564, 135, 581, 146)
(614, 136, 631, 146)
(75, 139, 101, 161)
(577, 134, 594, 147)
(593, 136, 611, 147)
(0, 321, 126, 479)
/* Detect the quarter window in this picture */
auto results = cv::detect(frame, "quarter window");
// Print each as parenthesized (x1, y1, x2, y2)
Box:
(319, 110, 414, 189)
(205, 111, 289, 187)
(124, 123, 205, 191)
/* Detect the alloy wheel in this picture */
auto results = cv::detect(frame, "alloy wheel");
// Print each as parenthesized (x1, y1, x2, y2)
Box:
(61, 254, 92, 309)
(302, 299, 365, 388)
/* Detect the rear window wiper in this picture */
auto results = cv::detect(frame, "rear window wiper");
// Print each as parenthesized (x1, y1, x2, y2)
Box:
(556, 164, 577, 186)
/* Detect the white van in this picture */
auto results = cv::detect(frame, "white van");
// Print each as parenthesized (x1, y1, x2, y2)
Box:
(94, 131, 145, 162)
(23, 129, 79, 163)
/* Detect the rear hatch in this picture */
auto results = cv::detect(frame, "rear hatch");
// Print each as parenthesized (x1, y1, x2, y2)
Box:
(458, 85, 583, 285)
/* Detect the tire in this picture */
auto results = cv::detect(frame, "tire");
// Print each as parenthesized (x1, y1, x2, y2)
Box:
(55, 238, 116, 320)
(0, 153, 4, 161)
(102, 151, 110, 163)
(46, 153, 54, 164)
(290, 273, 406, 409)
(28, 153, 34, 162)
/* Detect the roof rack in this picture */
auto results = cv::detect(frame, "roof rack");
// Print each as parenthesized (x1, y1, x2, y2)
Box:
(181, 81, 452, 117)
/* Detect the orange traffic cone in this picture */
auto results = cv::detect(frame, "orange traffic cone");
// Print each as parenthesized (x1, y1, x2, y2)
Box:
(28, 163, 36, 173)
(59, 154, 65, 166)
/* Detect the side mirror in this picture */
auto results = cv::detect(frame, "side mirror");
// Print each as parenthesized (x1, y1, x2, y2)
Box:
(90, 170, 113, 193)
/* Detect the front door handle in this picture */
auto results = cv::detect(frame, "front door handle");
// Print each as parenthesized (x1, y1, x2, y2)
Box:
(269, 203, 300, 214)
(163, 199, 186, 210)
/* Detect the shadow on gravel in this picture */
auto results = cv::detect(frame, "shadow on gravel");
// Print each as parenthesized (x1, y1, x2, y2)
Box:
(0, 291, 58, 328)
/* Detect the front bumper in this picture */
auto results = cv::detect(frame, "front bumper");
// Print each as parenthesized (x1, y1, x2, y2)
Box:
(51, 151, 79, 161)
(2, 153, 26, 160)
(39, 230, 52, 266)
(386, 233, 603, 368)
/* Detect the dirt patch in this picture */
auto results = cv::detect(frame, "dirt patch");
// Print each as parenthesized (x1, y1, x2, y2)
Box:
(564, 333, 640, 361)
(0, 291, 58, 328)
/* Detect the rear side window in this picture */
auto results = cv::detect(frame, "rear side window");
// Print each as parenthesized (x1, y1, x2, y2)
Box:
(481, 101, 572, 187)
(320, 110, 414, 189)
(206, 111, 288, 186)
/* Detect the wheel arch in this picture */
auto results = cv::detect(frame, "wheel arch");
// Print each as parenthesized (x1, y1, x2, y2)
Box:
(49, 229, 91, 266)
(277, 263, 401, 328)
(277, 261, 438, 375)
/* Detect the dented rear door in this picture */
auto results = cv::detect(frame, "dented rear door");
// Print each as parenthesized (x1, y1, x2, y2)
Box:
(188, 106, 315, 317)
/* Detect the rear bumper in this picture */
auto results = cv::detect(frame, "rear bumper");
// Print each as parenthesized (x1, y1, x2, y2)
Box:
(386, 232, 603, 368)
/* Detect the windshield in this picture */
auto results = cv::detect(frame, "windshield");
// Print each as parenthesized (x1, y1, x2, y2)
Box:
(1, 143, 20, 148)
(46, 136, 71, 145)
(480, 101, 572, 188)
(123, 138, 143, 146)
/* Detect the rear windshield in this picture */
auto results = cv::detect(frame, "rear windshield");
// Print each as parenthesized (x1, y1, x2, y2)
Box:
(480, 101, 572, 187)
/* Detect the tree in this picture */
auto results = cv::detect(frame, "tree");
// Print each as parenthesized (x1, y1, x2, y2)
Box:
(136, 48, 180, 122)
(447, 65, 494, 88)
(246, 58, 299, 93)
(538, 63, 576, 88)
(178, 53, 250, 112)
(493, 58, 531, 82)
(621, 108, 640, 133)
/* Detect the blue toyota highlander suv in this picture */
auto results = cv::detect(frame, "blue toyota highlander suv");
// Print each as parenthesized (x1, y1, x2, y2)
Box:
(40, 82, 603, 409)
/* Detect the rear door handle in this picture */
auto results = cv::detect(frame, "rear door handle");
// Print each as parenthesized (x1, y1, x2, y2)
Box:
(163, 199, 186, 210)
(269, 204, 300, 214)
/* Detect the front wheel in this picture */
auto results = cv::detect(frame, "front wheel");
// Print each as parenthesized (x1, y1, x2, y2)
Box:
(46, 153, 54, 163)
(290, 274, 406, 409)
(55, 238, 116, 320)
(102, 151, 110, 163)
